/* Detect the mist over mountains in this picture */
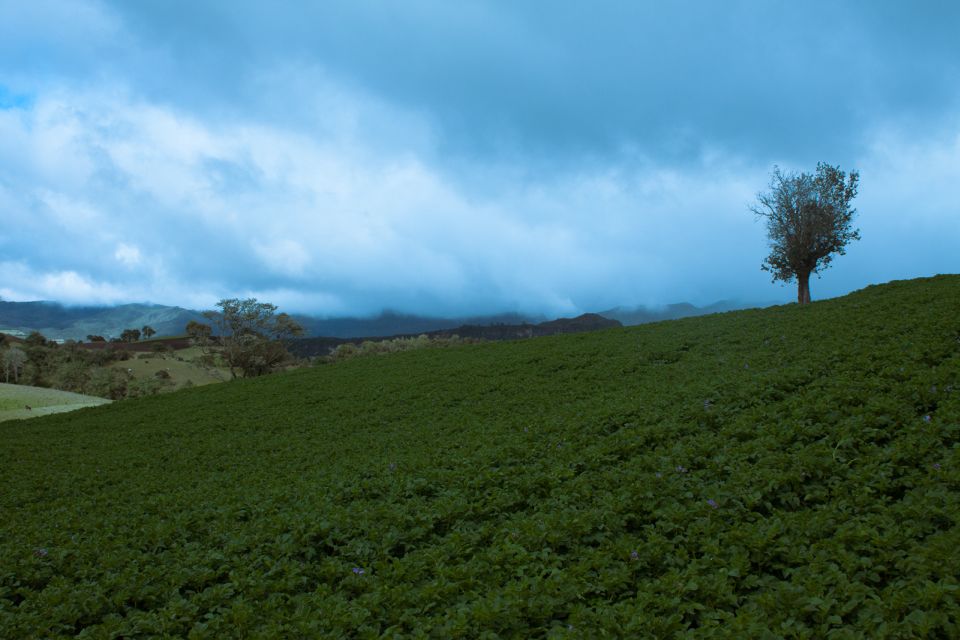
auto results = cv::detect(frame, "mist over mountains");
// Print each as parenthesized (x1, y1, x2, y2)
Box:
(0, 299, 765, 342)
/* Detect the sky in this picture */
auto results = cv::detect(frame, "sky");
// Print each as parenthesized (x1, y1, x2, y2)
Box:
(1, 0, 958, 317)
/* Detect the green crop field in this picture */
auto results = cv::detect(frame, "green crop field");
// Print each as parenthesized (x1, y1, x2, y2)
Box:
(0, 384, 110, 423)
(1, 276, 958, 637)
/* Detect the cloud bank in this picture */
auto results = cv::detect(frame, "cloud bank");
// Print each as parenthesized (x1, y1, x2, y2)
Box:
(0, 1, 957, 316)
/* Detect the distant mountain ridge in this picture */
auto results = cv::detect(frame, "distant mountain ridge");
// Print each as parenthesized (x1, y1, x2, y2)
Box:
(599, 300, 752, 325)
(288, 313, 622, 358)
(291, 311, 543, 339)
(0, 301, 207, 341)
(0, 298, 765, 342)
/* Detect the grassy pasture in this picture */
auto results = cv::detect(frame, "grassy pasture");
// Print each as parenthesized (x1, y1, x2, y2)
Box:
(111, 346, 229, 391)
(1, 275, 959, 637)
(0, 383, 110, 423)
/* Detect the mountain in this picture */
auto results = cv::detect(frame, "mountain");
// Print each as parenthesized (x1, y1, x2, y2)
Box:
(288, 312, 623, 357)
(3, 275, 957, 636)
(0, 301, 207, 340)
(290, 310, 542, 339)
(598, 300, 759, 325)
(0, 297, 770, 343)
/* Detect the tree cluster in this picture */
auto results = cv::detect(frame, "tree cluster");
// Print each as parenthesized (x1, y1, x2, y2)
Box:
(0, 334, 167, 399)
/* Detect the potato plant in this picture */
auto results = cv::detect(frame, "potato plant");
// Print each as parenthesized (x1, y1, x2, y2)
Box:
(1, 275, 958, 637)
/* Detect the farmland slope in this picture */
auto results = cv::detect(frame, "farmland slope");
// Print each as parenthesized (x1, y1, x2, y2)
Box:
(1, 276, 958, 637)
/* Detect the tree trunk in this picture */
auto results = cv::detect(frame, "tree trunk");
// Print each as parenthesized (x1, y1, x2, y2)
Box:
(797, 270, 812, 305)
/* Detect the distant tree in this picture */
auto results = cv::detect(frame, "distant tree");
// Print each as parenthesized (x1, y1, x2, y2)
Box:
(120, 328, 142, 343)
(185, 320, 213, 344)
(751, 162, 860, 305)
(87, 335, 106, 343)
(25, 331, 47, 347)
(203, 298, 303, 378)
(2, 346, 26, 383)
(141, 325, 156, 340)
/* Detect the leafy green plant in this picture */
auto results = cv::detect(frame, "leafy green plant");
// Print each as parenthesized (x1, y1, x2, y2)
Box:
(1, 276, 958, 637)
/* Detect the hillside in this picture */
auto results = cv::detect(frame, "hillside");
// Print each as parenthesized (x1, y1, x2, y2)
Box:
(290, 313, 623, 358)
(1, 276, 958, 637)
(0, 383, 110, 422)
(0, 301, 206, 341)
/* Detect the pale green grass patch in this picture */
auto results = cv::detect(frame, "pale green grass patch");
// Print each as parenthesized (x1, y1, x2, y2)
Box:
(0, 383, 110, 422)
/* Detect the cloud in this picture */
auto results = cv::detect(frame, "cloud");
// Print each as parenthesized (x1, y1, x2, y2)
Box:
(0, 262, 128, 305)
(114, 243, 142, 267)
(0, 2, 957, 316)
(0, 87, 771, 313)
(88, 0, 960, 169)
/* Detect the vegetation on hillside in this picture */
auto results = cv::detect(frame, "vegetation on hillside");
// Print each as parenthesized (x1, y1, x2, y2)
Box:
(0, 298, 305, 400)
(323, 334, 482, 363)
(0, 334, 166, 400)
(1, 276, 958, 637)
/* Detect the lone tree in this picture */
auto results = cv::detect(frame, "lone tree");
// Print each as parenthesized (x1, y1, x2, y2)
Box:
(141, 325, 156, 340)
(751, 162, 860, 305)
(203, 298, 303, 378)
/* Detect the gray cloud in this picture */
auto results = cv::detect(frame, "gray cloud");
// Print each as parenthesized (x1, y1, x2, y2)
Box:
(89, 1, 960, 165)
(0, 1, 957, 316)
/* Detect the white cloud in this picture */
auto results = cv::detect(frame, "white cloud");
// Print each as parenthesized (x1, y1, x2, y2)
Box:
(0, 262, 127, 304)
(252, 239, 311, 277)
(114, 243, 141, 267)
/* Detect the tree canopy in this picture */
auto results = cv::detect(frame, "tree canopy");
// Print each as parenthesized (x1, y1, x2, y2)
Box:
(751, 162, 860, 304)
(203, 299, 303, 378)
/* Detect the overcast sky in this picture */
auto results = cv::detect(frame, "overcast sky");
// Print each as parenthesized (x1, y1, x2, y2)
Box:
(1, 1, 957, 317)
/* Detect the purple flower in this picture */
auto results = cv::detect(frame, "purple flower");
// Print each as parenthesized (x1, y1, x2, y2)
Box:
(352, 567, 365, 575)
(33, 548, 48, 558)
(676, 465, 687, 473)
(630, 550, 639, 560)
(923, 415, 932, 422)
(655, 472, 663, 478)
(707, 499, 718, 509)
(932, 463, 942, 471)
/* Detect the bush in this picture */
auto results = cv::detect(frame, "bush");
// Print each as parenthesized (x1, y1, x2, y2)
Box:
(196, 353, 217, 368)
(331, 343, 359, 359)
(86, 367, 130, 400)
(108, 347, 132, 361)
(126, 377, 168, 398)
(326, 335, 474, 363)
